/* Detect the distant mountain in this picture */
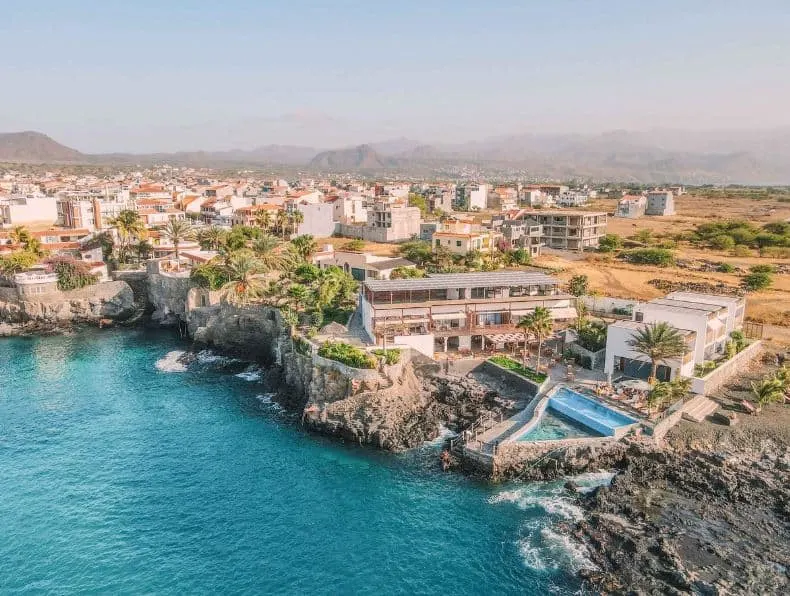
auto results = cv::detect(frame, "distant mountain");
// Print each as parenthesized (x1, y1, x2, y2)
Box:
(308, 144, 389, 170)
(0, 131, 84, 163)
(3, 128, 790, 183)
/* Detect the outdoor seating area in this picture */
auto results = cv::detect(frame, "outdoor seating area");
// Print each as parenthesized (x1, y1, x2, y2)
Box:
(583, 379, 655, 419)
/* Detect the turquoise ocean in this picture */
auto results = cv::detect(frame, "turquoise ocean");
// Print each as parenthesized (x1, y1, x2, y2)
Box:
(0, 329, 612, 594)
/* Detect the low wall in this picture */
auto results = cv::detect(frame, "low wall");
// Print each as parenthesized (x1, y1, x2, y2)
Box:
(568, 342, 606, 370)
(649, 409, 684, 442)
(690, 340, 763, 395)
(311, 353, 382, 382)
(581, 295, 640, 316)
(480, 359, 549, 397)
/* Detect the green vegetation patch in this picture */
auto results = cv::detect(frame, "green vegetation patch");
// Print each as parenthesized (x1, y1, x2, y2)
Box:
(489, 355, 547, 383)
(318, 341, 378, 369)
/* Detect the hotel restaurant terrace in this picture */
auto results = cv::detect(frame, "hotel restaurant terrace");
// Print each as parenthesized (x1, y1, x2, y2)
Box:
(359, 271, 576, 357)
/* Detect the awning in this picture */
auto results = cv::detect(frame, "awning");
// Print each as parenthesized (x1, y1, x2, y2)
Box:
(431, 312, 466, 320)
(483, 333, 523, 343)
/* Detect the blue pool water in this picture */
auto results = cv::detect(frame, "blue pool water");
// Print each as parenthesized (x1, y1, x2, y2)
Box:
(518, 410, 603, 442)
(549, 387, 638, 437)
(0, 329, 595, 594)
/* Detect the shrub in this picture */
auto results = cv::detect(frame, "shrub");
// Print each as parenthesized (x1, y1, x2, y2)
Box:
(622, 248, 675, 267)
(710, 234, 735, 250)
(318, 341, 377, 369)
(568, 274, 589, 297)
(598, 234, 623, 253)
(576, 321, 607, 352)
(45, 257, 98, 291)
(343, 239, 365, 251)
(732, 245, 752, 257)
(749, 264, 775, 274)
(372, 348, 401, 365)
(390, 266, 426, 279)
(743, 271, 773, 291)
(612, 306, 632, 316)
(730, 330, 747, 352)
(694, 361, 718, 377)
(759, 246, 790, 258)
(293, 336, 312, 356)
(489, 355, 547, 383)
(717, 262, 735, 273)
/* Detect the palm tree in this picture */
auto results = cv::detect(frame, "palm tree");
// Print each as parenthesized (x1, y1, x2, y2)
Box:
(518, 306, 554, 371)
(162, 219, 195, 261)
(273, 211, 287, 239)
(286, 283, 310, 311)
(290, 234, 317, 263)
(289, 210, 304, 237)
(110, 210, 145, 263)
(515, 317, 533, 366)
(9, 225, 31, 247)
(251, 234, 284, 271)
(220, 253, 266, 305)
(627, 322, 687, 383)
(751, 378, 784, 408)
(199, 226, 226, 251)
(254, 209, 272, 233)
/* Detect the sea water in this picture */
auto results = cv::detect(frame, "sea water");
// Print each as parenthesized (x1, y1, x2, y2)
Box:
(0, 329, 603, 594)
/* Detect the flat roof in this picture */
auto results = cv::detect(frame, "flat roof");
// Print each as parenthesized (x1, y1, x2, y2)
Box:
(366, 258, 415, 271)
(665, 292, 743, 306)
(611, 320, 696, 336)
(364, 270, 560, 292)
(648, 298, 724, 313)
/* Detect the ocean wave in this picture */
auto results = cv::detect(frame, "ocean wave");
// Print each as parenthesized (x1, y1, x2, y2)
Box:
(489, 486, 586, 521)
(425, 424, 457, 446)
(255, 394, 283, 411)
(236, 366, 262, 382)
(571, 470, 616, 493)
(195, 350, 239, 365)
(154, 351, 188, 373)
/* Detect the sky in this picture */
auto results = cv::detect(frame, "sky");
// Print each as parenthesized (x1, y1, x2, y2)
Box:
(1, 0, 788, 153)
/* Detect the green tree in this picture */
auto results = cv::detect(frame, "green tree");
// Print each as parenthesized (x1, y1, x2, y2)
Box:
(110, 210, 146, 263)
(751, 378, 785, 408)
(220, 253, 266, 305)
(290, 234, 317, 262)
(198, 226, 227, 251)
(254, 209, 272, 233)
(743, 271, 773, 291)
(162, 219, 195, 260)
(251, 234, 285, 271)
(517, 306, 553, 371)
(390, 266, 426, 279)
(398, 240, 433, 267)
(598, 234, 623, 252)
(568, 274, 589, 297)
(408, 193, 428, 217)
(627, 322, 687, 383)
(286, 283, 310, 311)
(289, 210, 304, 237)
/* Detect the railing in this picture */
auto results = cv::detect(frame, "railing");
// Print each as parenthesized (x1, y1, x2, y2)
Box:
(13, 272, 59, 284)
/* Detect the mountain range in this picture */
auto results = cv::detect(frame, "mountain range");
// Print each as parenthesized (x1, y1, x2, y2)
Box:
(2, 129, 790, 184)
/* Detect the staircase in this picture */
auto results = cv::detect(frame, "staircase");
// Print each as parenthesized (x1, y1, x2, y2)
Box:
(682, 395, 719, 423)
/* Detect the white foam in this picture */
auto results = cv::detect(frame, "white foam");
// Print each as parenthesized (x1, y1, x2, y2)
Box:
(489, 486, 585, 521)
(425, 424, 457, 446)
(154, 350, 188, 373)
(255, 394, 283, 411)
(235, 366, 262, 381)
(572, 470, 617, 493)
(194, 350, 241, 366)
(539, 527, 596, 572)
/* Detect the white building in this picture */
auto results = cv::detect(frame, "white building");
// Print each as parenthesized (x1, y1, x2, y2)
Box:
(313, 246, 416, 281)
(604, 293, 746, 383)
(645, 191, 675, 216)
(0, 196, 58, 228)
(454, 184, 488, 211)
(615, 195, 647, 219)
(556, 191, 589, 207)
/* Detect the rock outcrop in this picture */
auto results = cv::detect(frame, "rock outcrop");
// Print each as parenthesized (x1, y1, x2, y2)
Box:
(0, 281, 135, 334)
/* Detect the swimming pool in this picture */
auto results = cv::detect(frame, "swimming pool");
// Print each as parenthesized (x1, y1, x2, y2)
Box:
(548, 387, 638, 437)
(517, 410, 603, 442)
(515, 386, 639, 442)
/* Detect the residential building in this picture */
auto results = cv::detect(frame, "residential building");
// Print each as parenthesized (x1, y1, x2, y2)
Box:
(556, 191, 589, 207)
(615, 195, 647, 218)
(604, 293, 746, 382)
(534, 211, 607, 252)
(328, 195, 367, 224)
(454, 184, 488, 211)
(0, 196, 58, 228)
(487, 187, 518, 211)
(230, 204, 282, 227)
(499, 218, 544, 256)
(360, 271, 575, 356)
(432, 230, 502, 256)
(645, 191, 675, 216)
(362, 201, 421, 243)
(313, 246, 416, 281)
(420, 221, 441, 242)
(0, 227, 91, 256)
(287, 200, 336, 238)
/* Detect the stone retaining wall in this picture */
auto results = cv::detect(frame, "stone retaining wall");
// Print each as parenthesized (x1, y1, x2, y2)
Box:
(690, 340, 763, 395)
(480, 360, 548, 397)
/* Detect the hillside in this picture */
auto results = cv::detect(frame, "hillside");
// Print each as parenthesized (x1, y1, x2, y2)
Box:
(0, 131, 84, 163)
(308, 144, 389, 170)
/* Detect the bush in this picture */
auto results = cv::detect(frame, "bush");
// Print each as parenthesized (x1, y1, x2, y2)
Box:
(45, 257, 98, 291)
(622, 248, 675, 267)
(343, 239, 365, 251)
(612, 306, 632, 316)
(730, 330, 747, 352)
(759, 246, 790, 258)
(710, 234, 735, 250)
(743, 271, 773, 291)
(318, 341, 377, 369)
(717, 263, 735, 273)
(749, 264, 775, 274)
(598, 234, 623, 253)
(732, 245, 752, 257)
(489, 355, 547, 383)
(694, 361, 718, 377)
(372, 348, 401, 365)
(294, 336, 312, 356)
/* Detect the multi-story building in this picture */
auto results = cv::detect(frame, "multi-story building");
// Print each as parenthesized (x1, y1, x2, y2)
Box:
(487, 187, 518, 211)
(534, 211, 607, 252)
(327, 195, 367, 224)
(615, 195, 647, 218)
(0, 196, 58, 228)
(230, 204, 282, 227)
(360, 271, 576, 356)
(604, 292, 746, 383)
(312, 246, 416, 281)
(431, 229, 502, 256)
(363, 201, 421, 242)
(556, 191, 589, 207)
(645, 191, 675, 216)
(499, 218, 543, 256)
(286, 200, 336, 238)
(453, 184, 488, 211)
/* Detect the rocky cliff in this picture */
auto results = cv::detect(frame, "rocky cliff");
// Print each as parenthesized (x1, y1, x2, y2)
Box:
(0, 281, 136, 334)
(147, 273, 192, 326)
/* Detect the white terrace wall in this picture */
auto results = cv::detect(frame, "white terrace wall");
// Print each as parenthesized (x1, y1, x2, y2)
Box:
(582, 295, 640, 316)
(690, 340, 762, 395)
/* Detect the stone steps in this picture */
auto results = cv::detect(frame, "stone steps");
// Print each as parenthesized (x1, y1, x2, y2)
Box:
(682, 395, 719, 423)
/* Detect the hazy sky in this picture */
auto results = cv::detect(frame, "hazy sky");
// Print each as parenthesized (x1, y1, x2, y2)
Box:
(1, 0, 788, 153)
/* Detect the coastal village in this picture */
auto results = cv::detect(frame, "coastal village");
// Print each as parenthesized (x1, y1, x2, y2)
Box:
(2, 165, 789, 593)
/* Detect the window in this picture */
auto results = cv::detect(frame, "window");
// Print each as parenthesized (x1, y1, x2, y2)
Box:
(456, 240, 462, 247)
(635, 312, 644, 322)
(435, 239, 440, 247)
